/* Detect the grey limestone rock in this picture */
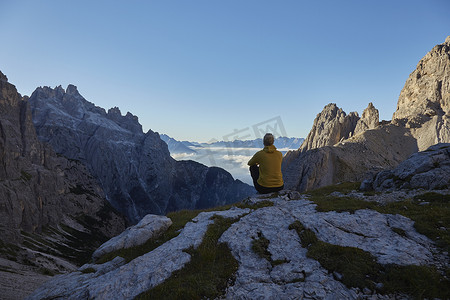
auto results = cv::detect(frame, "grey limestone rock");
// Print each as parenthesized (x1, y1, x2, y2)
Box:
(220, 196, 434, 299)
(299, 103, 360, 152)
(28, 85, 253, 223)
(27, 207, 250, 300)
(92, 214, 172, 260)
(354, 102, 380, 136)
(283, 37, 450, 193)
(282, 124, 418, 192)
(0, 71, 127, 248)
(367, 143, 450, 191)
(393, 36, 450, 151)
(27, 194, 440, 300)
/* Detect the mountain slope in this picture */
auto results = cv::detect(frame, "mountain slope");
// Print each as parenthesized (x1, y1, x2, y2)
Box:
(0, 71, 128, 299)
(29, 86, 253, 222)
(283, 37, 450, 192)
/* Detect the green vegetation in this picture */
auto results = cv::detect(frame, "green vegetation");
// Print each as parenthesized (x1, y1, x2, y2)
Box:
(376, 193, 450, 253)
(136, 215, 239, 300)
(307, 182, 361, 197)
(251, 231, 289, 267)
(96, 208, 205, 264)
(251, 231, 272, 262)
(306, 182, 378, 214)
(20, 170, 32, 181)
(307, 185, 450, 254)
(288, 221, 318, 248)
(289, 220, 450, 299)
(236, 199, 274, 209)
(391, 227, 406, 237)
(97, 200, 269, 264)
(312, 196, 377, 213)
(81, 267, 96, 274)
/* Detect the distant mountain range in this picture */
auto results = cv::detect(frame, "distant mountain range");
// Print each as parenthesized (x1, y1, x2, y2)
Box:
(160, 135, 304, 155)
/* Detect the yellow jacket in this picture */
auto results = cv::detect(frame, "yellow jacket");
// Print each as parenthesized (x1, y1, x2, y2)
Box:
(248, 145, 284, 187)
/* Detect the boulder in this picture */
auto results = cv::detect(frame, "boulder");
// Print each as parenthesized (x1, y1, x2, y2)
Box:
(363, 143, 450, 191)
(92, 214, 173, 260)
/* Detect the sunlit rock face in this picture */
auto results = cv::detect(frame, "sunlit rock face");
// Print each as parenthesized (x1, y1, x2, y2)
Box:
(29, 86, 253, 223)
(392, 36, 450, 150)
(299, 103, 360, 153)
(283, 37, 450, 192)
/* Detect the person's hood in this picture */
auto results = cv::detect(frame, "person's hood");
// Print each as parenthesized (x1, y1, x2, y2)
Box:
(263, 145, 277, 153)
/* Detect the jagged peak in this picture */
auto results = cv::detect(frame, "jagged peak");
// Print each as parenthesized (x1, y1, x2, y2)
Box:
(0, 70, 8, 82)
(108, 106, 122, 116)
(66, 84, 80, 96)
(125, 111, 139, 122)
(393, 36, 450, 127)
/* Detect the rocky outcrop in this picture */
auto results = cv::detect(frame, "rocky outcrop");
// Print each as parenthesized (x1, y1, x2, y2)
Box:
(283, 124, 417, 191)
(283, 37, 449, 192)
(392, 36, 450, 150)
(362, 143, 450, 191)
(299, 103, 360, 152)
(354, 102, 380, 136)
(0, 70, 127, 300)
(27, 191, 445, 300)
(28, 208, 251, 300)
(29, 86, 253, 223)
(0, 71, 127, 247)
(92, 214, 172, 260)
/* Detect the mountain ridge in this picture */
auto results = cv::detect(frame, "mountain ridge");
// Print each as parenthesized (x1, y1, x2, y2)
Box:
(283, 36, 450, 192)
(29, 85, 254, 223)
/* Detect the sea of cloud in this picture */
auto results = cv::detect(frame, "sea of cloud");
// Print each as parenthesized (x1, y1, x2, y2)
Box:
(171, 146, 294, 185)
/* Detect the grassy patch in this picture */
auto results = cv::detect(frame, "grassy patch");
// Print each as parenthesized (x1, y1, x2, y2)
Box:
(96, 209, 202, 264)
(289, 220, 450, 299)
(97, 204, 252, 264)
(136, 215, 239, 300)
(413, 192, 450, 203)
(305, 182, 374, 214)
(251, 231, 272, 261)
(307, 182, 361, 197)
(391, 227, 406, 237)
(375, 194, 450, 253)
(311, 196, 377, 213)
(251, 231, 289, 267)
(236, 200, 274, 209)
(81, 267, 96, 274)
(20, 170, 32, 181)
(288, 221, 318, 248)
(306, 187, 450, 254)
(381, 264, 449, 298)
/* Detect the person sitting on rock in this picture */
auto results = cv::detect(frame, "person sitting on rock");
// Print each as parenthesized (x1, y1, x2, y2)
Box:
(248, 133, 284, 194)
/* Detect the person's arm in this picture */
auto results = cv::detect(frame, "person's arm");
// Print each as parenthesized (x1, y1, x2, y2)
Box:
(247, 152, 259, 166)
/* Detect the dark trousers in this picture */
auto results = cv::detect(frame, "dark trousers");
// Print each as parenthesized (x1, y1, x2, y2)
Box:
(249, 165, 284, 194)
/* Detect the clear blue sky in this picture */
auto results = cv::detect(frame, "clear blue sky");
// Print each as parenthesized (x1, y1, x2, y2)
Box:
(1, 0, 449, 142)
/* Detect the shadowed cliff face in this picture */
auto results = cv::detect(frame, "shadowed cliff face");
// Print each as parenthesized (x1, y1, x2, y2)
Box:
(283, 37, 450, 192)
(0, 71, 127, 249)
(29, 86, 253, 223)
